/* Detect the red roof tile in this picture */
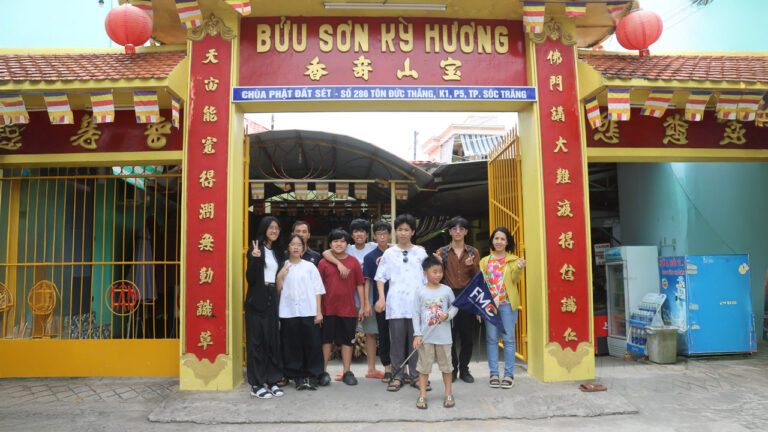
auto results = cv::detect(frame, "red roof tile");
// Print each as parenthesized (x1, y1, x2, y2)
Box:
(0, 51, 186, 82)
(579, 53, 768, 83)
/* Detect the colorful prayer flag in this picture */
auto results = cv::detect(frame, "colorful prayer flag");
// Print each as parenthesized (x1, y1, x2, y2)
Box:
(607, 2, 627, 25)
(171, 95, 180, 128)
(335, 182, 349, 200)
(522, 1, 546, 34)
(737, 92, 764, 121)
(585, 96, 601, 129)
(640, 89, 675, 118)
(565, 2, 586, 17)
(90, 91, 115, 124)
(0, 94, 29, 124)
(250, 182, 264, 200)
(607, 88, 631, 121)
(133, 91, 160, 123)
(43, 93, 74, 125)
(130, 0, 153, 17)
(354, 183, 367, 200)
(175, 0, 203, 29)
(684, 91, 711, 121)
(224, 0, 251, 15)
(315, 182, 329, 200)
(716, 91, 741, 121)
(295, 182, 309, 200)
(395, 183, 409, 200)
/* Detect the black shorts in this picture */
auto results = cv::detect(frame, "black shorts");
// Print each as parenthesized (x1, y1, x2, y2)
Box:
(322, 315, 357, 346)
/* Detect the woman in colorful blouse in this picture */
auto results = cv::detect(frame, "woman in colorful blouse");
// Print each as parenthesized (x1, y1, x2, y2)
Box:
(478, 226, 526, 389)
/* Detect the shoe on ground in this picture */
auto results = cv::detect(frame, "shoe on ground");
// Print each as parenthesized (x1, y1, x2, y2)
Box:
(318, 372, 331, 387)
(459, 371, 475, 383)
(270, 384, 285, 397)
(306, 377, 318, 390)
(500, 376, 515, 389)
(342, 371, 358, 386)
(251, 385, 273, 399)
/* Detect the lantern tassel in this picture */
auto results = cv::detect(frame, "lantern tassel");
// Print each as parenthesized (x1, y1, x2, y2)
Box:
(125, 44, 136, 55)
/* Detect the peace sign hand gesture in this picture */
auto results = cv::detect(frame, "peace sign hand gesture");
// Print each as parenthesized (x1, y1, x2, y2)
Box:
(251, 240, 261, 257)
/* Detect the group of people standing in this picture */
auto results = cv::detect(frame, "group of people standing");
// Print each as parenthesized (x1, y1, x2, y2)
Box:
(243, 214, 525, 409)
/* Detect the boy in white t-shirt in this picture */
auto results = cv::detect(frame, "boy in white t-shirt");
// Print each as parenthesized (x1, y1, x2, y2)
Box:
(374, 214, 428, 391)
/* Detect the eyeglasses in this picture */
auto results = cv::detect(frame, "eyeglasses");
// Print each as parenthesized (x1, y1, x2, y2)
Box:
(449, 227, 467, 233)
(267, 226, 280, 232)
(401, 250, 408, 263)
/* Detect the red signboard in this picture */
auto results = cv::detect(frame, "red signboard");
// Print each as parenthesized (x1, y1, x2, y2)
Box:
(184, 34, 232, 362)
(0, 110, 182, 155)
(586, 108, 768, 149)
(534, 39, 590, 351)
(239, 17, 526, 86)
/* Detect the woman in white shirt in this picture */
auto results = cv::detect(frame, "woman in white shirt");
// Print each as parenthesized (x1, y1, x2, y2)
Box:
(277, 234, 326, 391)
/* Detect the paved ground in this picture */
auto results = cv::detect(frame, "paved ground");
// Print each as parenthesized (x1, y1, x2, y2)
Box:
(2, 343, 768, 431)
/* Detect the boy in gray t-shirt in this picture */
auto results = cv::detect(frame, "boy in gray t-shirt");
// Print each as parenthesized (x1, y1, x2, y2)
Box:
(412, 256, 458, 409)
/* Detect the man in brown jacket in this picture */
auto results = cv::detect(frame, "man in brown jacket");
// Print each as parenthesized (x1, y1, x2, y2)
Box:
(434, 216, 480, 383)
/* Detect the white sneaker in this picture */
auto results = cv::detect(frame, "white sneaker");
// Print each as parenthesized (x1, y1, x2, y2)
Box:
(270, 384, 284, 397)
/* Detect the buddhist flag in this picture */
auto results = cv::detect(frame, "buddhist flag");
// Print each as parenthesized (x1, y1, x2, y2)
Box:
(171, 95, 180, 128)
(175, 0, 203, 29)
(395, 183, 409, 200)
(684, 91, 711, 121)
(134, 91, 160, 123)
(335, 182, 349, 200)
(565, 2, 586, 17)
(90, 91, 115, 124)
(640, 89, 674, 118)
(43, 93, 74, 125)
(354, 183, 367, 200)
(130, 0, 153, 17)
(225, 0, 251, 15)
(295, 182, 309, 200)
(738, 92, 764, 121)
(523, 2, 546, 34)
(585, 96, 601, 129)
(0, 94, 29, 124)
(315, 182, 329, 200)
(607, 88, 631, 121)
(716, 92, 741, 121)
(607, 2, 627, 25)
(250, 182, 264, 200)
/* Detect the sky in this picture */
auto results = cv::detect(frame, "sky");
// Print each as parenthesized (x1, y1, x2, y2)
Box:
(3, 0, 766, 160)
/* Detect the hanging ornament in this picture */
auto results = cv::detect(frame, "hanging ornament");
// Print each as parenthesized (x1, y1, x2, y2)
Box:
(615, 9, 663, 57)
(104, 4, 153, 55)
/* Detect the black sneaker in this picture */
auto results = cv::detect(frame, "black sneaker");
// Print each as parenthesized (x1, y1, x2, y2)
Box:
(306, 377, 318, 390)
(341, 371, 358, 386)
(318, 372, 331, 387)
(460, 371, 475, 383)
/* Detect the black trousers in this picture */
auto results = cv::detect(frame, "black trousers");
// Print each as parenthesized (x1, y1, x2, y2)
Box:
(245, 305, 282, 387)
(375, 311, 391, 367)
(451, 306, 477, 374)
(281, 316, 323, 380)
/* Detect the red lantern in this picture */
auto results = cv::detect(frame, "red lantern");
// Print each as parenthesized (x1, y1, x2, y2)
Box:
(105, 4, 153, 55)
(616, 9, 663, 57)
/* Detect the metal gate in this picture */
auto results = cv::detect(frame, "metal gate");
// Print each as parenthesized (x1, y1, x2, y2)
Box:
(487, 128, 527, 361)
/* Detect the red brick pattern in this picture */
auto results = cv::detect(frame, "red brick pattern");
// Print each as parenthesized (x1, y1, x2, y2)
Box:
(0, 51, 186, 82)
(579, 53, 768, 83)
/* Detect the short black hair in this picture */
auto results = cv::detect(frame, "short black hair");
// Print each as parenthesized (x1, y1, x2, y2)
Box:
(489, 226, 515, 252)
(393, 213, 417, 231)
(422, 255, 442, 271)
(448, 216, 470, 231)
(328, 229, 351, 244)
(349, 218, 370, 233)
(372, 221, 391, 234)
(292, 220, 310, 233)
(286, 233, 306, 249)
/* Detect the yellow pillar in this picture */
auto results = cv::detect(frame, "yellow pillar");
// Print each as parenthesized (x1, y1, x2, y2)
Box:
(519, 16, 595, 382)
(179, 3, 244, 390)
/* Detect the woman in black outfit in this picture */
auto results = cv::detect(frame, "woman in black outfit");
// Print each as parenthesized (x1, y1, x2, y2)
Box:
(245, 216, 285, 399)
